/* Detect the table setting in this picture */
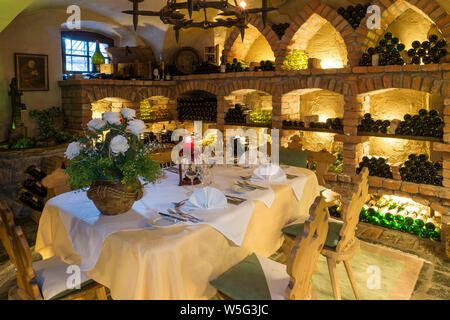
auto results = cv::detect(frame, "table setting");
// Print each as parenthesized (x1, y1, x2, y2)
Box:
(35, 114, 320, 299)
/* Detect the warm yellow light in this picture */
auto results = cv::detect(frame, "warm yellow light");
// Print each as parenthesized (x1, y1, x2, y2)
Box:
(239, 1, 247, 9)
(320, 58, 343, 69)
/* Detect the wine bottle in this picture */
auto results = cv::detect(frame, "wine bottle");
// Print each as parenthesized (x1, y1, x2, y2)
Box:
(18, 179, 48, 198)
(17, 191, 45, 212)
(25, 165, 47, 181)
(92, 40, 105, 73)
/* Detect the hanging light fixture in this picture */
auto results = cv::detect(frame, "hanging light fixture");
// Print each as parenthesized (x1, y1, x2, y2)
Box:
(123, 0, 277, 43)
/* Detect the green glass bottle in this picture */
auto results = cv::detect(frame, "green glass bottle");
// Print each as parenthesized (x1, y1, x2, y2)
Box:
(429, 231, 441, 241)
(391, 221, 401, 230)
(414, 218, 425, 228)
(92, 40, 105, 73)
(395, 214, 405, 223)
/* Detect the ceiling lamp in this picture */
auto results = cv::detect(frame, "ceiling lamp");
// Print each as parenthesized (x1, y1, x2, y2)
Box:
(123, 0, 278, 42)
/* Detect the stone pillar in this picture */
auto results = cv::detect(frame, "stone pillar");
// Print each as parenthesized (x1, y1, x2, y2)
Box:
(272, 95, 282, 130)
(341, 95, 365, 175)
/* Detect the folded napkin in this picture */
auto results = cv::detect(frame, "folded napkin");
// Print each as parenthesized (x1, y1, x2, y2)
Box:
(238, 150, 270, 166)
(183, 186, 228, 211)
(251, 164, 287, 184)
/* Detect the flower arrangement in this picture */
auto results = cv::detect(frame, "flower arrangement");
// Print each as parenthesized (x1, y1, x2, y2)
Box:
(64, 108, 162, 190)
(281, 49, 308, 71)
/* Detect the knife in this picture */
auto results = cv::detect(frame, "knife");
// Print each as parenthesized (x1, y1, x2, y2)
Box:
(158, 212, 187, 222)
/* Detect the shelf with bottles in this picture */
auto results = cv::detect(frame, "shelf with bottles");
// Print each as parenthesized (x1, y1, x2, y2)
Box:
(282, 117, 344, 134)
(357, 109, 444, 142)
(360, 195, 442, 241)
(359, 32, 447, 67)
(357, 153, 443, 187)
(177, 94, 217, 123)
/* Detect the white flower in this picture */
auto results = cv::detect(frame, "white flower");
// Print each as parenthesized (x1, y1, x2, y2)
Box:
(126, 119, 147, 136)
(121, 107, 136, 120)
(103, 112, 121, 125)
(87, 118, 105, 131)
(110, 135, 129, 154)
(65, 142, 81, 160)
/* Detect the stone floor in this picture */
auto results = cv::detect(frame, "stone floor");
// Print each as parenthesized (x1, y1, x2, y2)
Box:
(0, 218, 449, 300)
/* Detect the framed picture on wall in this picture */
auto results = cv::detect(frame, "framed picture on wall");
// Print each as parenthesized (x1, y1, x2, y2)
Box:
(14, 53, 49, 91)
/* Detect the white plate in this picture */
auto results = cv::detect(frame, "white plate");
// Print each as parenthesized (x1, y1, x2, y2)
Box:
(148, 216, 181, 228)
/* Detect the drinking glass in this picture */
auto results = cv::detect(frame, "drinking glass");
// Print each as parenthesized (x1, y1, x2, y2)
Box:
(185, 164, 197, 195)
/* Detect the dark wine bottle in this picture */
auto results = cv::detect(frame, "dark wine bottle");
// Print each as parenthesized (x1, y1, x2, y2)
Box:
(18, 179, 48, 198)
(25, 165, 47, 181)
(17, 191, 45, 211)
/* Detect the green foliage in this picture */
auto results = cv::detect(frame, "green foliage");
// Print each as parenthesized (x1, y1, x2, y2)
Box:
(281, 49, 308, 71)
(65, 115, 162, 190)
(29, 107, 75, 143)
(11, 138, 35, 149)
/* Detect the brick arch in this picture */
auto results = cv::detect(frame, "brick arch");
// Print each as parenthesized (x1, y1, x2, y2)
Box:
(81, 85, 175, 103)
(356, 73, 446, 96)
(277, 0, 355, 68)
(219, 79, 277, 97)
(280, 76, 352, 96)
(175, 81, 220, 97)
(222, 14, 279, 65)
(355, 0, 449, 55)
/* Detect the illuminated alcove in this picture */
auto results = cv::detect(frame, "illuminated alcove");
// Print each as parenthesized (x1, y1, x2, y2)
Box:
(288, 13, 348, 69)
(359, 88, 443, 164)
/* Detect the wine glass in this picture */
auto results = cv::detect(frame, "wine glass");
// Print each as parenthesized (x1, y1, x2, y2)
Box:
(185, 164, 197, 195)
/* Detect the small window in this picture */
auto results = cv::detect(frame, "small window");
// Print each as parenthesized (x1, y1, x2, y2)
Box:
(61, 31, 114, 74)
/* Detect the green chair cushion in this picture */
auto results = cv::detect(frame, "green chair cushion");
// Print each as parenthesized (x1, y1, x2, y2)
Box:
(210, 253, 271, 300)
(282, 220, 344, 248)
(279, 149, 308, 168)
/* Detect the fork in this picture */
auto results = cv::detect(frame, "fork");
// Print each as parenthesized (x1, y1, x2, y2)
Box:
(171, 208, 203, 223)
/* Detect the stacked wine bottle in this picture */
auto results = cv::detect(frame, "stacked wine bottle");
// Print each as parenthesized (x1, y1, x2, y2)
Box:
(225, 104, 247, 124)
(337, 3, 370, 29)
(282, 120, 305, 128)
(16, 165, 48, 212)
(407, 35, 447, 64)
(177, 97, 217, 122)
(254, 61, 275, 72)
(310, 118, 344, 131)
(358, 113, 390, 134)
(395, 109, 443, 138)
(359, 32, 406, 66)
(193, 62, 220, 75)
(359, 195, 441, 240)
(357, 156, 393, 178)
(271, 23, 290, 40)
(400, 154, 443, 186)
(226, 59, 250, 73)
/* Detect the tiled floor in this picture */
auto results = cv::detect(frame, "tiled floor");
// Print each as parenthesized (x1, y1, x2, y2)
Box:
(0, 218, 449, 300)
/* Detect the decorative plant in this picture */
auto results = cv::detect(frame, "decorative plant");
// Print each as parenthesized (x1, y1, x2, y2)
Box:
(11, 138, 35, 149)
(64, 108, 163, 190)
(29, 107, 76, 143)
(281, 49, 308, 71)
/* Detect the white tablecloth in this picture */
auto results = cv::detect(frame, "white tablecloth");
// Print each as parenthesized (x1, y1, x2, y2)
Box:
(35, 166, 319, 299)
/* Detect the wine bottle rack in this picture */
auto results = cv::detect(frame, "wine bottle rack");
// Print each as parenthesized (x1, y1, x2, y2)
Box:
(282, 126, 344, 134)
(357, 131, 443, 143)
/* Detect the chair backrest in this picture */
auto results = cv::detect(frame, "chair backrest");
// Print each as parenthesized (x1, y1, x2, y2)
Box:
(306, 150, 336, 186)
(285, 195, 330, 300)
(151, 151, 173, 168)
(279, 148, 308, 168)
(336, 167, 369, 254)
(0, 202, 42, 300)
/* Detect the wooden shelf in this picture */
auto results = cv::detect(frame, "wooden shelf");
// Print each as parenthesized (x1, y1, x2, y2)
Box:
(178, 120, 217, 124)
(225, 122, 272, 128)
(282, 126, 343, 134)
(357, 131, 443, 143)
(143, 118, 173, 124)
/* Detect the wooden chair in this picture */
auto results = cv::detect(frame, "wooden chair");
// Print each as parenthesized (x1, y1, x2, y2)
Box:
(322, 167, 369, 300)
(306, 149, 337, 186)
(0, 201, 108, 300)
(151, 150, 173, 168)
(211, 195, 330, 300)
(282, 167, 369, 300)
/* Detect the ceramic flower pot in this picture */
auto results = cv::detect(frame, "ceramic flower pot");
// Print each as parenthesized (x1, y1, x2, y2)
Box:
(87, 179, 143, 216)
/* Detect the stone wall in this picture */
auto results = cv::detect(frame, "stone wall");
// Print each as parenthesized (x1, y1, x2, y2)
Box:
(0, 144, 67, 217)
